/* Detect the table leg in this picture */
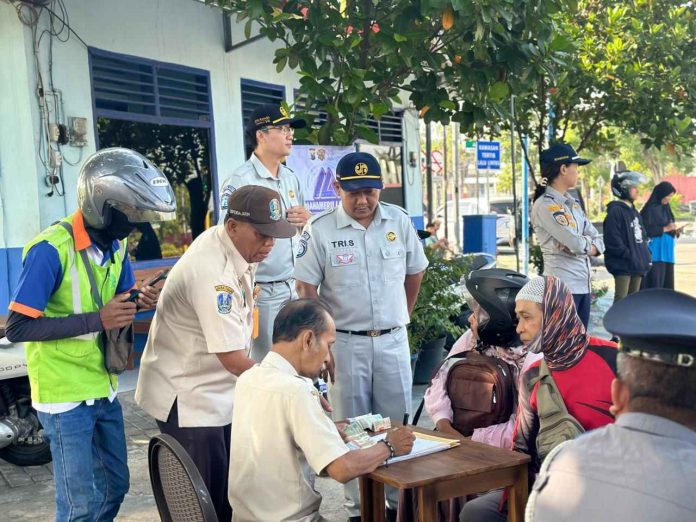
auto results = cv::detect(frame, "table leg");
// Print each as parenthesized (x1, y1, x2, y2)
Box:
(417, 486, 438, 522)
(359, 476, 385, 522)
(507, 465, 529, 522)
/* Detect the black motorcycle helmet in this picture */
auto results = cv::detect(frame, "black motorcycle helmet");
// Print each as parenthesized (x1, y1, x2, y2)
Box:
(465, 268, 530, 347)
(611, 170, 646, 201)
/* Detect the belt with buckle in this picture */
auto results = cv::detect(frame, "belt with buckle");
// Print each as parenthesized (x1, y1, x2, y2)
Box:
(257, 279, 290, 285)
(336, 327, 400, 337)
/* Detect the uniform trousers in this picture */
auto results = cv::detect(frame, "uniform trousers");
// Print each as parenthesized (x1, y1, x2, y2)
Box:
(250, 279, 296, 362)
(156, 399, 232, 522)
(329, 328, 412, 517)
(571, 293, 591, 329)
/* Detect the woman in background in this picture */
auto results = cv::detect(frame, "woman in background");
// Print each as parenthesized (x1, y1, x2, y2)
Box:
(640, 182, 679, 289)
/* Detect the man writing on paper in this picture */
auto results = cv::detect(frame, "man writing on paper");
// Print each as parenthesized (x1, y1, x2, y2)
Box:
(228, 299, 415, 521)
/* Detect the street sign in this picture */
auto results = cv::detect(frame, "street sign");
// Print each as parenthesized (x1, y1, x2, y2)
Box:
(476, 141, 501, 170)
(431, 150, 444, 174)
(465, 139, 476, 150)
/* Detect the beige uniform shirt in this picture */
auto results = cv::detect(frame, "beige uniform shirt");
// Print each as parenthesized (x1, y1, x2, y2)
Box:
(135, 226, 254, 427)
(229, 352, 349, 522)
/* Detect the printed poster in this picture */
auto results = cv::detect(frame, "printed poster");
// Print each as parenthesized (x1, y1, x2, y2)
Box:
(286, 145, 354, 214)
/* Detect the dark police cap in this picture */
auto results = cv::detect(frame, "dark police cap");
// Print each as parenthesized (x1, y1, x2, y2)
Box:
(246, 103, 307, 133)
(540, 143, 591, 167)
(335, 152, 383, 191)
(604, 289, 696, 368)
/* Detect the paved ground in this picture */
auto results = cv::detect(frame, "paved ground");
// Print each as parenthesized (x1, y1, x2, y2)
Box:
(2, 239, 694, 520)
(0, 385, 430, 521)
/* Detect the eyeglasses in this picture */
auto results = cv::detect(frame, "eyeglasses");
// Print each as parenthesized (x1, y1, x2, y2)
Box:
(262, 125, 294, 136)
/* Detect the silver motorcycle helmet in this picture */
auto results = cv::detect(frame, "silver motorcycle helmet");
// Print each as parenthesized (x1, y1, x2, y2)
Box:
(611, 170, 647, 201)
(77, 148, 176, 229)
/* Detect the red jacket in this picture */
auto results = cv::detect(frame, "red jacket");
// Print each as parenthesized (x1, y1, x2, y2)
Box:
(512, 337, 618, 473)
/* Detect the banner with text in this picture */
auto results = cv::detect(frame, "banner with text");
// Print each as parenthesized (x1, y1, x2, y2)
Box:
(286, 145, 354, 213)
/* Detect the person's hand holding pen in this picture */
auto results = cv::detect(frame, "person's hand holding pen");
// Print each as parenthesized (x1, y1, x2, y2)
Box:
(385, 425, 415, 457)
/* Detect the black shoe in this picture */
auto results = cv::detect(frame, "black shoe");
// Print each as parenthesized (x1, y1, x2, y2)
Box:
(348, 517, 361, 522)
(386, 507, 398, 522)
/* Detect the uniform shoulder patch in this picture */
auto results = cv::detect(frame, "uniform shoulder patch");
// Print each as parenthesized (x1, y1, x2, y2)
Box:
(219, 185, 236, 210)
(215, 284, 234, 314)
(552, 211, 569, 227)
(297, 230, 311, 258)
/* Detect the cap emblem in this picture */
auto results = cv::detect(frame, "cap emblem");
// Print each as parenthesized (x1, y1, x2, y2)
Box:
(355, 162, 369, 176)
(269, 198, 282, 221)
(280, 106, 289, 118)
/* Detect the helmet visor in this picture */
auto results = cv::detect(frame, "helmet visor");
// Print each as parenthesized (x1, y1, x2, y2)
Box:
(110, 201, 176, 224)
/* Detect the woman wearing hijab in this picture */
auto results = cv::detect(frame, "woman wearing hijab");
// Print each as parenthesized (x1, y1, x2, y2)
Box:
(425, 271, 541, 446)
(640, 181, 679, 289)
(458, 276, 617, 522)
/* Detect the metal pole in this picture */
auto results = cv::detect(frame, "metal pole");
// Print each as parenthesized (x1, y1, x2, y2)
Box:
(443, 125, 448, 239)
(454, 123, 461, 248)
(425, 123, 433, 223)
(510, 96, 520, 272)
(475, 155, 480, 213)
(521, 135, 530, 275)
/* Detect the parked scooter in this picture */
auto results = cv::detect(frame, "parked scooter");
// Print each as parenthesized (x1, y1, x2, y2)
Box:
(0, 336, 52, 466)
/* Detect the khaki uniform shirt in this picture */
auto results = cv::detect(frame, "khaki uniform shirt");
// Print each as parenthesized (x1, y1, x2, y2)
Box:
(294, 203, 429, 330)
(229, 352, 349, 521)
(218, 153, 304, 282)
(135, 226, 254, 427)
(528, 413, 696, 521)
(532, 186, 604, 294)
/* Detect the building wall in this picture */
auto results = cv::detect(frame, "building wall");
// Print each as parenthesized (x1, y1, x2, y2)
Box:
(0, 0, 422, 313)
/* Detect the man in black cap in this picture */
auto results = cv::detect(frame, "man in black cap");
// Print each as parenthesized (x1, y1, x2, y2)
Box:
(218, 103, 312, 362)
(531, 143, 604, 327)
(137, 185, 296, 521)
(526, 289, 696, 521)
(294, 151, 429, 520)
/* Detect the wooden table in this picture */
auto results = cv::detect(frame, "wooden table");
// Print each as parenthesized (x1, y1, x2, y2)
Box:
(359, 426, 530, 522)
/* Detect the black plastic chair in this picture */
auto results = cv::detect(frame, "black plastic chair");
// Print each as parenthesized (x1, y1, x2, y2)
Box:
(148, 434, 218, 522)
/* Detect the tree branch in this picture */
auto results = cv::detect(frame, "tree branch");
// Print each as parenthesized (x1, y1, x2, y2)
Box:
(576, 107, 606, 152)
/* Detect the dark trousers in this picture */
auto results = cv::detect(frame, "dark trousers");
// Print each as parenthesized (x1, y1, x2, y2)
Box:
(572, 293, 591, 329)
(642, 261, 675, 290)
(157, 400, 232, 522)
(613, 275, 642, 303)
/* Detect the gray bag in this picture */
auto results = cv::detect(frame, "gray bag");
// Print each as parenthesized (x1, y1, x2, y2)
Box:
(530, 359, 585, 462)
(59, 222, 133, 374)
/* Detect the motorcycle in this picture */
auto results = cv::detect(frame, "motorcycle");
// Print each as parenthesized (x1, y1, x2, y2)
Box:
(0, 336, 52, 466)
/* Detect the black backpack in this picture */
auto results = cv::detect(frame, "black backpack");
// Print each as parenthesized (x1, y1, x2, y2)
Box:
(413, 351, 517, 437)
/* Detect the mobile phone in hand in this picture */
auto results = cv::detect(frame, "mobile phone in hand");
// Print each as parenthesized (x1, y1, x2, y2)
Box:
(126, 270, 170, 302)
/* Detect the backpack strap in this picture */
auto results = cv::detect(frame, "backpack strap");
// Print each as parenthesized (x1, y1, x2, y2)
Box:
(530, 359, 570, 420)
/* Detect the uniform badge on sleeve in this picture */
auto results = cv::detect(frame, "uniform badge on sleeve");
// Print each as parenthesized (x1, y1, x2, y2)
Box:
(297, 230, 311, 258)
(215, 284, 234, 314)
(553, 211, 569, 227)
(220, 185, 236, 211)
